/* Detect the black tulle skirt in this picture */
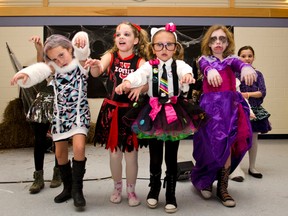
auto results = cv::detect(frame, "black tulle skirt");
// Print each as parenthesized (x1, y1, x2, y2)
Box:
(123, 95, 208, 142)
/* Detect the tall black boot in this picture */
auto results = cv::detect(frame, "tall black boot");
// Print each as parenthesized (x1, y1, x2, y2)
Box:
(72, 158, 86, 208)
(54, 161, 72, 203)
(146, 172, 162, 208)
(164, 173, 177, 213)
(217, 166, 236, 207)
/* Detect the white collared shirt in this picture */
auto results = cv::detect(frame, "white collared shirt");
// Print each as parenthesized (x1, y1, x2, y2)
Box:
(124, 58, 192, 97)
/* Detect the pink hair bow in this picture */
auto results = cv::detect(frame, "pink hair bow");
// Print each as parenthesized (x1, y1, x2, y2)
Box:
(165, 22, 176, 32)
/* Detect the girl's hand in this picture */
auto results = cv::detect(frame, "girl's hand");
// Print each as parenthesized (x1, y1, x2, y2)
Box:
(181, 73, 195, 84)
(241, 92, 249, 99)
(241, 66, 257, 86)
(10, 73, 29, 85)
(84, 58, 103, 77)
(73, 34, 87, 48)
(207, 68, 222, 87)
(250, 112, 256, 120)
(128, 85, 144, 101)
(115, 81, 131, 95)
(30, 35, 43, 52)
(84, 58, 102, 70)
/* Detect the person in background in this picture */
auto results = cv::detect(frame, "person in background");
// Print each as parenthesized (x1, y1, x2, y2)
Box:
(26, 35, 61, 194)
(87, 21, 149, 207)
(11, 31, 92, 209)
(116, 22, 206, 213)
(230, 45, 272, 181)
(191, 25, 257, 208)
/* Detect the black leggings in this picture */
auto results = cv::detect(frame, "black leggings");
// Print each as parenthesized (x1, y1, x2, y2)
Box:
(148, 139, 180, 176)
(32, 122, 58, 171)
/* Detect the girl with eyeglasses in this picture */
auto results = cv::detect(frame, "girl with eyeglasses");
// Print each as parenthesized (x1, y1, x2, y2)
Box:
(190, 25, 257, 207)
(115, 23, 207, 213)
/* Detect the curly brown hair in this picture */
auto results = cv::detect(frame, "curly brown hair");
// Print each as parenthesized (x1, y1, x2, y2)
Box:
(201, 25, 235, 58)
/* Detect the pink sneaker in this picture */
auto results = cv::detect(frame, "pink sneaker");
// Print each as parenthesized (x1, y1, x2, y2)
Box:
(127, 183, 140, 207)
(110, 180, 122, 204)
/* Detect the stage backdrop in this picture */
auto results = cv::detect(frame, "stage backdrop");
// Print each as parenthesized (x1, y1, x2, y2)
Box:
(44, 25, 233, 98)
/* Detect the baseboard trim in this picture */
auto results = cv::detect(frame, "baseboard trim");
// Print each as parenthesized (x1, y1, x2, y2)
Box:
(185, 134, 288, 140)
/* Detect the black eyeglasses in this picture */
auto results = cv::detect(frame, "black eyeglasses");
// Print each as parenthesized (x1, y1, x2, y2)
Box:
(152, 42, 176, 51)
(209, 36, 227, 44)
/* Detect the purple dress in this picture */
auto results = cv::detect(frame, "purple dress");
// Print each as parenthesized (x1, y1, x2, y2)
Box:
(191, 55, 253, 190)
(238, 70, 272, 133)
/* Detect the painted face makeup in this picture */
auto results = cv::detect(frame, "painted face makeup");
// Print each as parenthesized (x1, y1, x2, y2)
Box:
(209, 36, 227, 44)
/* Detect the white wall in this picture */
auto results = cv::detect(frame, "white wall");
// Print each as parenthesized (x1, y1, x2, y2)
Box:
(0, 27, 43, 123)
(1, 26, 287, 134)
(234, 27, 288, 134)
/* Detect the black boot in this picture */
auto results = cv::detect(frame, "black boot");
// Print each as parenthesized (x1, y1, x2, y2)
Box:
(54, 161, 72, 203)
(146, 172, 162, 208)
(217, 167, 236, 207)
(164, 174, 177, 213)
(72, 158, 86, 208)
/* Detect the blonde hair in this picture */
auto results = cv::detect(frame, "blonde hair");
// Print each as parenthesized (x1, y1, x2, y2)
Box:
(201, 25, 235, 58)
(105, 21, 149, 60)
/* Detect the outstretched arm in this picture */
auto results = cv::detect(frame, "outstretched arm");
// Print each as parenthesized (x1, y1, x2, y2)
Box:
(30, 35, 44, 63)
(231, 58, 257, 86)
(240, 66, 257, 86)
(128, 83, 149, 101)
(72, 31, 91, 67)
(115, 80, 132, 95)
(86, 52, 111, 77)
(198, 56, 222, 87)
(180, 73, 195, 84)
(10, 63, 52, 88)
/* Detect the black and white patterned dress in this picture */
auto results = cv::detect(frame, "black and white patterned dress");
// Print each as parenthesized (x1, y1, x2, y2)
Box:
(50, 59, 90, 141)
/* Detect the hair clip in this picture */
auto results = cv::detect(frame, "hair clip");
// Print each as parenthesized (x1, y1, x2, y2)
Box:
(149, 59, 160, 66)
(132, 23, 142, 32)
(165, 22, 176, 32)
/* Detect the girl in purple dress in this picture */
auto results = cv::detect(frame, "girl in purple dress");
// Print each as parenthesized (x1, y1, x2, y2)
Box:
(231, 46, 272, 180)
(191, 25, 257, 207)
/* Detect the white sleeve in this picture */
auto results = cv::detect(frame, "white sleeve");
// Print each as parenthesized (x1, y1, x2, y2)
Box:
(176, 60, 193, 78)
(123, 62, 151, 88)
(72, 31, 91, 61)
(176, 60, 193, 93)
(16, 62, 52, 88)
